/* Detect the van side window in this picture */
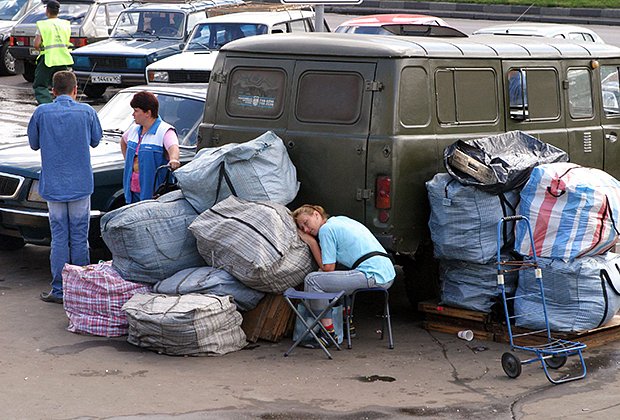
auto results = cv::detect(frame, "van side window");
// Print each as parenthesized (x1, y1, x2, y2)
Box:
(399, 66, 430, 126)
(567, 68, 593, 119)
(436, 68, 498, 124)
(226, 68, 286, 119)
(296, 71, 363, 124)
(508, 68, 560, 121)
(601, 65, 620, 116)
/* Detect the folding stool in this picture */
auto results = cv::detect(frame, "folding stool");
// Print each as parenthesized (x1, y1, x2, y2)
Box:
(345, 287, 394, 350)
(283, 288, 345, 359)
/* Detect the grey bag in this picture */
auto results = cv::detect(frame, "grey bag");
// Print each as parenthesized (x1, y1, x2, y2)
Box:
(174, 131, 300, 213)
(189, 196, 315, 293)
(152, 267, 265, 312)
(100, 190, 204, 283)
(427, 173, 520, 264)
(122, 293, 247, 356)
(440, 255, 518, 313)
(515, 253, 620, 332)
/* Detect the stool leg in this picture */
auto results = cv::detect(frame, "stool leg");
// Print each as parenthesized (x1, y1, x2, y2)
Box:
(384, 291, 394, 349)
(345, 296, 352, 350)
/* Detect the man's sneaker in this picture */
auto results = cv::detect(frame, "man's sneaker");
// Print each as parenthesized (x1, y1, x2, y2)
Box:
(318, 328, 338, 348)
(348, 320, 357, 338)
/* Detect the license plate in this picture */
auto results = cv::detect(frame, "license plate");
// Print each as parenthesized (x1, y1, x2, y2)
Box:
(29, 48, 39, 56)
(91, 74, 121, 84)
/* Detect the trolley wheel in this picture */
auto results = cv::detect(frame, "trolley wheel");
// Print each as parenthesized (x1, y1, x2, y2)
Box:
(501, 352, 522, 379)
(545, 354, 568, 369)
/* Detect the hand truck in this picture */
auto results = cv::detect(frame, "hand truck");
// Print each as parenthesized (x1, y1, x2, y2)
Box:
(496, 215, 587, 384)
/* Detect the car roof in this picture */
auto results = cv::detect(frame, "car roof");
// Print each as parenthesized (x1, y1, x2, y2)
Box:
(121, 84, 207, 100)
(222, 32, 620, 59)
(125, 0, 241, 13)
(337, 14, 451, 28)
(473, 23, 599, 37)
(198, 10, 314, 25)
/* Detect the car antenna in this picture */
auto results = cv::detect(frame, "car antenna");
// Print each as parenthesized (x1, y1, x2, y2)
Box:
(77, 63, 97, 102)
(515, 4, 535, 22)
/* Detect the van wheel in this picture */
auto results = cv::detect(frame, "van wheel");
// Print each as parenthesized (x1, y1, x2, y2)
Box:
(0, 42, 17, 75)
(399, 243, 439, 308)
(0, 235, 25, 251)
(83, 84, 107, 99)
(23, 61, 35, 83)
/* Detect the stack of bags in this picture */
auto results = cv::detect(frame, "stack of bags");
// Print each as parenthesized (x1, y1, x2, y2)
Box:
(514, 162, 620, 332)
(62, 131, 315, 356)
(427, 131, 568, 313)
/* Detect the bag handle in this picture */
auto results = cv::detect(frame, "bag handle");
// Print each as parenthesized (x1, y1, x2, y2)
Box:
(213, 161, 238, 206)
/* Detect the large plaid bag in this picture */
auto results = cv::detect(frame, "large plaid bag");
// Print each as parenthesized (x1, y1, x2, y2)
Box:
(516, 163, 620, 260)
(122, 293, 247, 356)
(189, 196, 314, 293)
(62, 261, 151, 337)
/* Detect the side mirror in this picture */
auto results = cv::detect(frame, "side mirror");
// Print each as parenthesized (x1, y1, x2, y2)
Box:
(108, 28, 112, 35)
(179, 42, 185, 50)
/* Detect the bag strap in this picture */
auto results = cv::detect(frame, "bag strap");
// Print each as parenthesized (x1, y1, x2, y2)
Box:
(213, 161, 238, 206)
(351, 251, 393, 270)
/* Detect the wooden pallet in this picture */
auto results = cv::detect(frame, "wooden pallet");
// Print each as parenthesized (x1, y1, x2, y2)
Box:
(241, 294, 295, 343)
(419, 300, 620, 349)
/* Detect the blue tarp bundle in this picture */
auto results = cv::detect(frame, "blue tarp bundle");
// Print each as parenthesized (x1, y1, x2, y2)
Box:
(440, 255, 518, 313)
(515, 253, 620, 332)
(427, 173, 520, 264)
(153, 266, 264, 312)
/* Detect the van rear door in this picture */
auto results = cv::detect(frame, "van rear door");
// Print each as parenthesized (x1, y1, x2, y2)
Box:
(285, 60, 377, 222)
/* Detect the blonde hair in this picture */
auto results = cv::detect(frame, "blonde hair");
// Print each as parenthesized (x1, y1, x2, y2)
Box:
(292, 204, 329, 221)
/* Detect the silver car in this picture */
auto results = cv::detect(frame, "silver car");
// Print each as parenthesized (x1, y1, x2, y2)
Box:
(473, 23, 605, 44)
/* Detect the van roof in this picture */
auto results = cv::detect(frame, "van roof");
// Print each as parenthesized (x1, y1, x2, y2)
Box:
(222, 32, 620, 59)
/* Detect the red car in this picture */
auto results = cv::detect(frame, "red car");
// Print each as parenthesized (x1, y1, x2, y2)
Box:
(335, 14, 467, 37)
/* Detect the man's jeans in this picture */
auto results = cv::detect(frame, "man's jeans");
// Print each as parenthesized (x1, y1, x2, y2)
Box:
(47, 197, 91, 298)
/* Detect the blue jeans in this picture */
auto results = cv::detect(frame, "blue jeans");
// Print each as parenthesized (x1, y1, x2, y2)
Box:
(305, 269, 384, 313)
(47, 197, 91, 297)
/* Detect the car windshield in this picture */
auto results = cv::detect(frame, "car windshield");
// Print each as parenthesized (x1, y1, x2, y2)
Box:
(98, 91, 204, 147)
(186, 22, 268, 51)
(335, 26, 393, 35)
(113, 10, 185, 39)
(0, 0, 27, 21)
(21, 3, 90, 25)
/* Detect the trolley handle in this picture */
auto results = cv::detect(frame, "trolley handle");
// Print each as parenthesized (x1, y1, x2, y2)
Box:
(501, 215, 525, 222)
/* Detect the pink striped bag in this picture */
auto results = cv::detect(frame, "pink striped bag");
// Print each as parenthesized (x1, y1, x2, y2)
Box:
(516, 163, 620, 261)
(62, 261, 152, 337)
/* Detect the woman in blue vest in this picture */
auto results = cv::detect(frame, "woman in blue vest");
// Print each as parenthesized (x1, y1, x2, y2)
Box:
(121, 91, 181, 204)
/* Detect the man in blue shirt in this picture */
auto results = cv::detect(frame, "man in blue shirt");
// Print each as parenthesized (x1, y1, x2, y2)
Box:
(28, 71, 102, 303)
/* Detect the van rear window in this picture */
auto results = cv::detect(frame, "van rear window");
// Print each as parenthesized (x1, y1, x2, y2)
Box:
(296, 71, 363, 124)
(226, 68, 285, 119)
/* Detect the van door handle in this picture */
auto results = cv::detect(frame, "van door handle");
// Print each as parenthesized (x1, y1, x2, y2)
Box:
(606, 132, 618, 143)
(356, 145, 364, 155)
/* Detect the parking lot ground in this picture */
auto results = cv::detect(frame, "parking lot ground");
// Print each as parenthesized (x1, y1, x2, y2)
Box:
(1, 245, 620, 419)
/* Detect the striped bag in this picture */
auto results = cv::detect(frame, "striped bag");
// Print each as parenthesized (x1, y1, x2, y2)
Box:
(189, 196, 314, 293)
(122, 293, 247, 356)
(516, 163, 620, 260)
(62, 261, 151, 337)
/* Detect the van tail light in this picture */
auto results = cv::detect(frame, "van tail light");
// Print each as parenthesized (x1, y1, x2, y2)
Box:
(376, 175, 391, 209)
(11, 36, 30, 47)
(70, 37, 88, 48)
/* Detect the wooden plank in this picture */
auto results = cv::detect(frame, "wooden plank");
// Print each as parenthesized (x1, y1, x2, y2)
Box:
(423, 321, 495, 341)
(418, 300, 489, 323)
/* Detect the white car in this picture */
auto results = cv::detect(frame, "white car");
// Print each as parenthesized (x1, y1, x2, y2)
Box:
(146, 9, 316, 84)
(473, 23, 605, 44)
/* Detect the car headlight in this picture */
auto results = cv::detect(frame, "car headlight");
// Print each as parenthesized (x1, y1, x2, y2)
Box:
(27, 180, 45, 203)
(72, 55, 90, 69)
(148, 70, 169, 83)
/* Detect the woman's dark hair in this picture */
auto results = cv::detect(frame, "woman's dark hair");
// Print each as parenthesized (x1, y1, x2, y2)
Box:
(130, 91, 159, 118)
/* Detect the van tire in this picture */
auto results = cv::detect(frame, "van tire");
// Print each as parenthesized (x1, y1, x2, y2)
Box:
(400, 244, 439, 308)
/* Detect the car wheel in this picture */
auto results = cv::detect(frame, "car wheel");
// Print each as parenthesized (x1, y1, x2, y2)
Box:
(23, 61, 35, 83)
(0, 42, 17, 76)
(0, 235, 25, 251)
(83, 84, 107, 99)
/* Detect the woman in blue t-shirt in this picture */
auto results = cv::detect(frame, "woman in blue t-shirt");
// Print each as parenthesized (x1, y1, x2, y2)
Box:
(292, 204, 395, 341)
